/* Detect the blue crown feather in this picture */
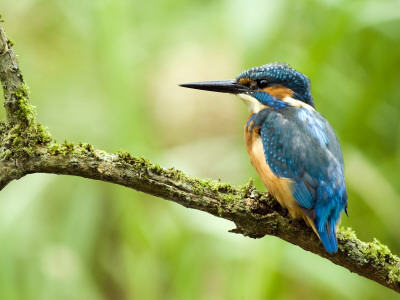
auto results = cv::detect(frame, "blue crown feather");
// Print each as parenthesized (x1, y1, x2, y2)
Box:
(237, 63, 314, 107)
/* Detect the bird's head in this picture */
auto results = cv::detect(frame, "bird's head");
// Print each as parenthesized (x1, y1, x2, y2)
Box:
(180, 62, 314, 113)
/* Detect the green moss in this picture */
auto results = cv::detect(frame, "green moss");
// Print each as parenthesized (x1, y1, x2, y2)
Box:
(0, 121, 6, 136)
(337, 227, 400, 284)
(337, 227, 362, 254)
(185, 177, 247, 204)
(116, 152, 160, 173)
(239, 178, 255, 197)
(114, 150, 249, 205)
(363, 238, 393, 266)
(63, 140, 75, 153)
(79, 142, 95, 154)
(1, 122, 53, 159)
(361, 238, 400, 284)
(387, 267, 400, 284)
(217, 205, 223, 217)
(338, 227, 357, 241)
(0, 149, 12, 160)
(35, 124, 53, 144)
(115, 152, 176, 178)
(165, 168, 185, 181)
(48, 141, 96, 157)
(113, 150, 244, 201)
(115, 149, 135, 164)
(135, 156, 161, 173)
(150, 162, 164, 174)
(14, 84, 36, 126)
(196, 178, 231, 194)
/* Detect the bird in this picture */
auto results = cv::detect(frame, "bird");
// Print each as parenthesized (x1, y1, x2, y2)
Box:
(180, 62, 347, 253)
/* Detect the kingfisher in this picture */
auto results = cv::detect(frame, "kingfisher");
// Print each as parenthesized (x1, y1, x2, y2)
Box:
(180, 62, 347, 253)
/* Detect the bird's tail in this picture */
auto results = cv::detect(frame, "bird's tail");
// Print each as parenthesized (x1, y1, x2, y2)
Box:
(310, 187, 347, 253)
(304, 214, 338, 253)
(317, 218, 339, 253)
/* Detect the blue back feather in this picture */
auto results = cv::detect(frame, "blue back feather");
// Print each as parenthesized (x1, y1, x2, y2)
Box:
(249, 106, 347, 253)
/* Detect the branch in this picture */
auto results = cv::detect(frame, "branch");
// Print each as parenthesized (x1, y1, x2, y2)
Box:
(0, 22, 35, 126)
(1, 19, 400, 294)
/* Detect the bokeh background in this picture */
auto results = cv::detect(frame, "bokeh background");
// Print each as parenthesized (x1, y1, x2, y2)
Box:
(1, 0, 400, 299)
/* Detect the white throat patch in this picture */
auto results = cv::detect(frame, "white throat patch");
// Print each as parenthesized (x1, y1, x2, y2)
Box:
(282, 97, 315, 111)
(237, 94, 315, 113)
(237, 93, 266, 114)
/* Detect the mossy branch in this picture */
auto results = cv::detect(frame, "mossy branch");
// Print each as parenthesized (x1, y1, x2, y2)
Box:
(1, 20, 400, 294)
(0, 23, 35, 126)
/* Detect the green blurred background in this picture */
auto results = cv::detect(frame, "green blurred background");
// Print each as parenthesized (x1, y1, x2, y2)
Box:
(1, 0, 400, 299)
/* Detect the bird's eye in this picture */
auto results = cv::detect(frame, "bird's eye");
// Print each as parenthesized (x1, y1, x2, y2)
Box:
(256, 79, 270, 89)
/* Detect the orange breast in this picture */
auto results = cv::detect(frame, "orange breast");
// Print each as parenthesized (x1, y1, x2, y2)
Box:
(244, 121, 306, 220)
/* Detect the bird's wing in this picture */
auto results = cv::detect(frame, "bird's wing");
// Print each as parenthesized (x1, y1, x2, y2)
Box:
(260, 107, 345, 212)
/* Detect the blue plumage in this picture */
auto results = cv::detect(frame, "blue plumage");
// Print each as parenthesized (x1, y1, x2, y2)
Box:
(237, 62, 314, 107)
(255, 107, 347, 253)
(242, 63, 347, 253)
(180, 62, 348, 253)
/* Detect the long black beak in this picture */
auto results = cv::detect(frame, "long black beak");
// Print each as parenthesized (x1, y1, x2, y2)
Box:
(179, 80, 249, 94)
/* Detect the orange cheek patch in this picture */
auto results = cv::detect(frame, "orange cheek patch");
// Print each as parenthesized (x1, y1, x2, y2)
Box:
(238, 77, 252, 86)
(262, 85, 294, 99)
